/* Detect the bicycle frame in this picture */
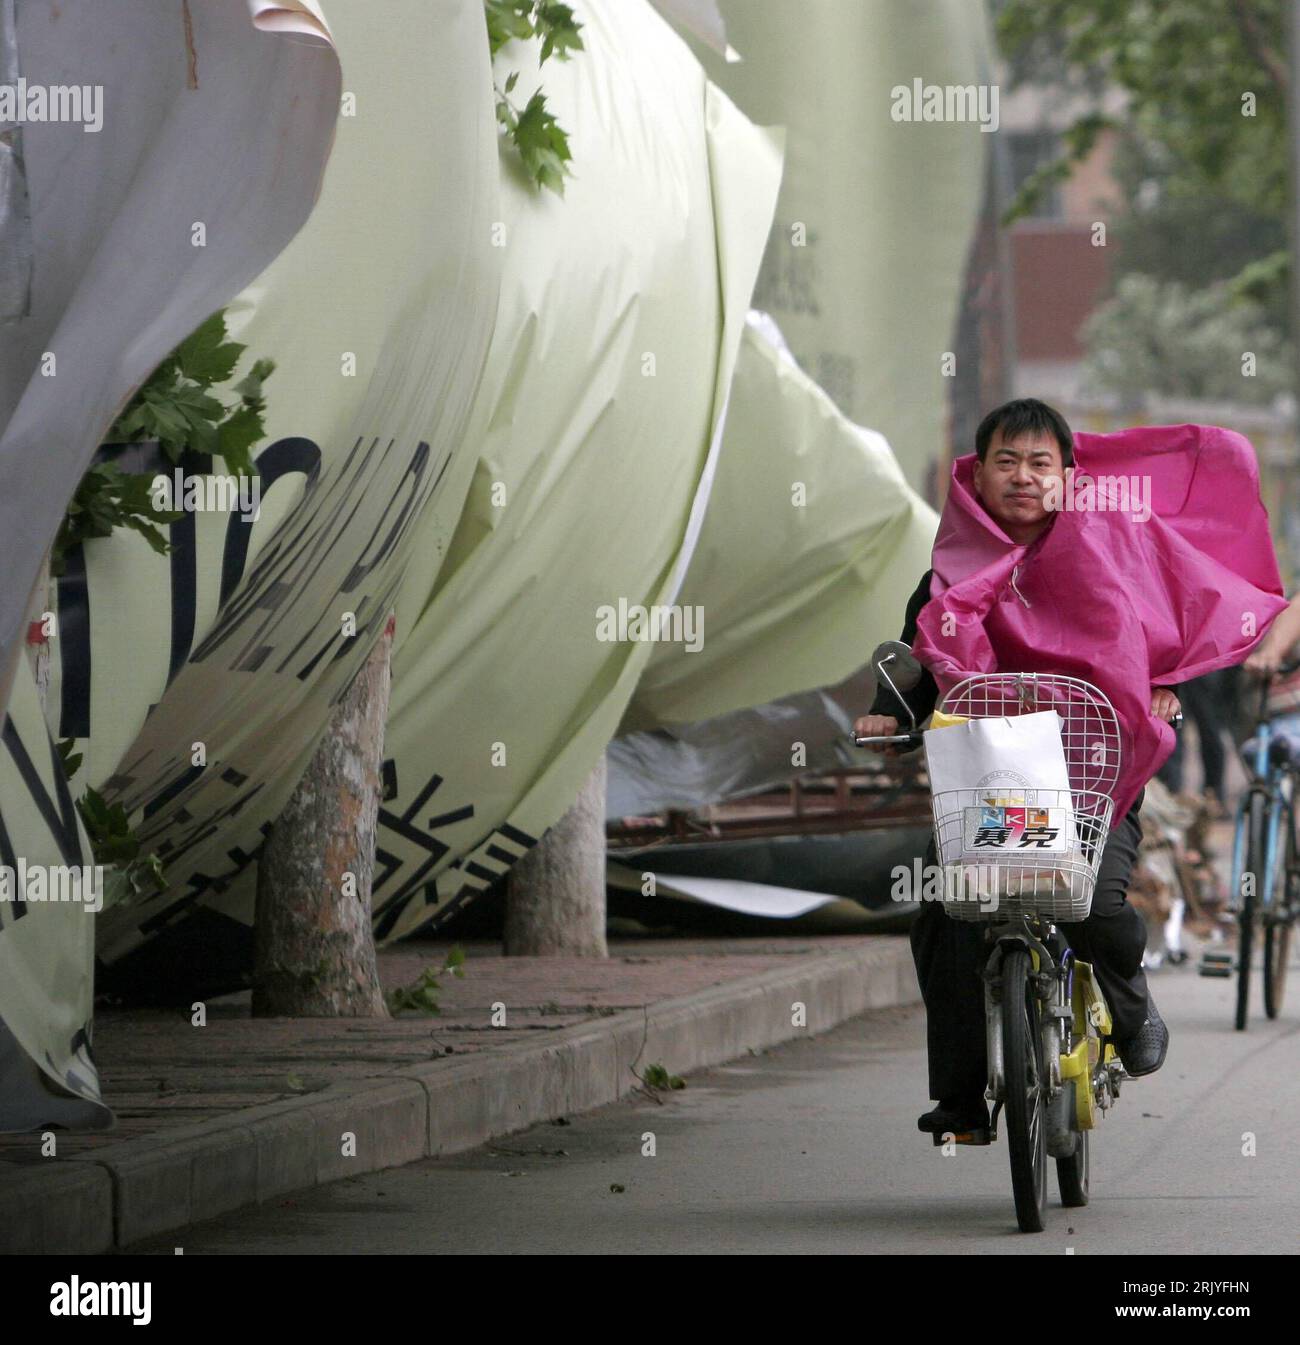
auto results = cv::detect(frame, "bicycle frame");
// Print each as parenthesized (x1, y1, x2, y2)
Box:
(978, 917, 1119, 1127)
(1230, 673, 1300, 919)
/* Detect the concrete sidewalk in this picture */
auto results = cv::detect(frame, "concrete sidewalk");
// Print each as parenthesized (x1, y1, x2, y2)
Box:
(0, 934, 919, 1253)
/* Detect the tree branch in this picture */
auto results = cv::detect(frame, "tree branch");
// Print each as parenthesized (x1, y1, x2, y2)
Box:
(1231, 0, 1288, 95)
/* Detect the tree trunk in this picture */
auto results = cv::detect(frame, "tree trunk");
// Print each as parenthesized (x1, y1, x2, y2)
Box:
(252, 617, 394, 1016)
(504, 755, 608, 957)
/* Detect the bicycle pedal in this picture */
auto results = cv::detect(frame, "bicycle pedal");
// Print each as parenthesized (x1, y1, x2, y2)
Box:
(929, 1127, 992, 1147)
(1198, 951, 1234, 978)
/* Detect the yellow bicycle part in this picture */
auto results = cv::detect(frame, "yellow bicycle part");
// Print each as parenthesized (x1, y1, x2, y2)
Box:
(1056, 959, 1111, 1131)
(927, 709, 969, 730)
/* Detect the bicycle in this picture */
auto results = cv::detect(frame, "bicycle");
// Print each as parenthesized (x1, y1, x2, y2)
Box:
(855, 641, 1159, 1232)
(1199, 656, 1300, 1028)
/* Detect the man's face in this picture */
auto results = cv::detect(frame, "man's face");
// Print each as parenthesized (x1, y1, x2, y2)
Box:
(972, 428, 1066, 535)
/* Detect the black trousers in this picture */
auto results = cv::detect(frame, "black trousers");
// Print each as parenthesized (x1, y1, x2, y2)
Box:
(908, 789, 1150, 1102)
(1157, 671, 1231, 800)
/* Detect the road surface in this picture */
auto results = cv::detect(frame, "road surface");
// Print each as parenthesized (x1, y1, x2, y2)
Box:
(136, 953, 1299, 1254)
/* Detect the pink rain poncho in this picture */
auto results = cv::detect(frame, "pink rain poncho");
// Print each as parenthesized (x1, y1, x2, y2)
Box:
(911, 424, 1288, 818)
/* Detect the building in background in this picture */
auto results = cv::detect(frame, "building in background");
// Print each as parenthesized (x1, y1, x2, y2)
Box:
(1001, 80, 1127, 405)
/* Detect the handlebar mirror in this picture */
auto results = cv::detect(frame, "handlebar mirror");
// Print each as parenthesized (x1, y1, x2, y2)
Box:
(871, 640, 923, 692)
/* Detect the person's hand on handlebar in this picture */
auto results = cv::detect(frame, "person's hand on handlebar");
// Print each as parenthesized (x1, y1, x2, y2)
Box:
(852, 713, 903, 756)
(1150, 687, 1181, 723)
(1244, 641, 1287, 681)
(1245, 592, 1300, 679)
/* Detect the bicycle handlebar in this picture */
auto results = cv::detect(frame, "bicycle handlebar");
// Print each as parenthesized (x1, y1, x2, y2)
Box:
(1252, 655, 1300, 718)
(854, 732, 924, 751)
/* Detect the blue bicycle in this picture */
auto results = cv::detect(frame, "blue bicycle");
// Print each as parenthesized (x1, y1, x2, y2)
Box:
(1202, 657, 1300, 1028)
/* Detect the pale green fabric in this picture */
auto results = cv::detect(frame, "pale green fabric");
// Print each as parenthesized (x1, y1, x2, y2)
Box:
(691, 0, 995, 491)
(624, 315, 938, 731)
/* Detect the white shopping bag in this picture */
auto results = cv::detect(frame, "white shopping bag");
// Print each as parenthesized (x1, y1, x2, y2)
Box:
(924, 711, 1077, 864)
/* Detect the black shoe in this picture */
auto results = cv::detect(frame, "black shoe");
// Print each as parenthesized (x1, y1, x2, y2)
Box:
(917, 1096, 989, 1137)
(1115, 1002, 1170, 1077)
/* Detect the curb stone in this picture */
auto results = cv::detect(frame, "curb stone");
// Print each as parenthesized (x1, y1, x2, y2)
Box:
(1, 940, 918, 1250)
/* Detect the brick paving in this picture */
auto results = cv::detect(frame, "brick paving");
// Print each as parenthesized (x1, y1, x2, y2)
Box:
(0, 935, 887, 1162)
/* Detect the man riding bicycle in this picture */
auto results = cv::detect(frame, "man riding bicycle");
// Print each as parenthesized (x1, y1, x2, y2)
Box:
(854, 398, 1290, 1140)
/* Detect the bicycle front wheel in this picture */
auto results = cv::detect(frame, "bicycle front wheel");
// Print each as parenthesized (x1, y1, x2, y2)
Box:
(1002, 948, 1047, 1233)
(1236, 792, 1265, 1031)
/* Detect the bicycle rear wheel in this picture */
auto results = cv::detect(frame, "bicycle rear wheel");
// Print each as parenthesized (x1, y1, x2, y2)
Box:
(1265, 917, 1293, 1020)
(1002, 947, 1047, 1233)
(1236, 792, 1265, 1031)
(1056, 1125, 1089, 1207)
(1264, 832, 1294, 1019)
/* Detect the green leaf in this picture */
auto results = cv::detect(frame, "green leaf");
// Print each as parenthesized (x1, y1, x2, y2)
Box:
(166, 384, 227, 457)
(56, 738, 84, 779)
(138, 854, 167, 894)
(116, 513, 174, 558)
(216, 405, 265, 478)
(641, 1062, 685, 1092)
(233, 357, 276, 405)
(536, 2, 583, 63)
(512, 90, 574, 195)
(107, 401, 151, 444)
(484, 0, 535, 58)
(130, 391, 192, 456)
(62, 306, 274, 575)
(115, 470, 182, 521)
(52, 458, 182, 575)
(173, 311, 244, 386)
(385, 964, 446, 1015)
(76, 785, 140, 867)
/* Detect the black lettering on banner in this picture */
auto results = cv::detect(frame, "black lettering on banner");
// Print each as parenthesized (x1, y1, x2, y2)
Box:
(138, 775, 265, 876)
(56, 439, 322, 735)
(217, 437, 323, 607)
(266, 440, 445, 680)
(55, 544, 92, 740)
(54, 437, 182, 739)
(137, 835, 266, 939)
(193, 436, 378, 671)
(0, 811, 27, 928)
(2, 720, 84, 868)
(340, 440, 448, 593)
(372, 770, 474, 939)
(48, 1023, 99, 1098)
(166, 449, 213, 687)
(427, 820, 541, 931)
(0, 720, 83, 931)
(320, 574, 403, 688)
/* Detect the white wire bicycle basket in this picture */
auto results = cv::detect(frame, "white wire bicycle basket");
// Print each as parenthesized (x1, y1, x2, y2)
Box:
(929, 674, 1121, 923)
